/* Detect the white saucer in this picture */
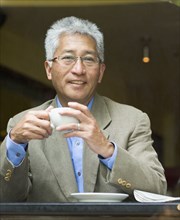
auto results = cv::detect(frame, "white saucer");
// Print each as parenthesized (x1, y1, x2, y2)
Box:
(71, 192, 129, 202)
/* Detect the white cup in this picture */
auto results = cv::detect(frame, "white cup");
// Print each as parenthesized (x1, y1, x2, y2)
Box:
(49, 107, 79, 129)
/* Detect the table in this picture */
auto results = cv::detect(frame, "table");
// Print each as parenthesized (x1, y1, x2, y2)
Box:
(0, 203, 180, 220)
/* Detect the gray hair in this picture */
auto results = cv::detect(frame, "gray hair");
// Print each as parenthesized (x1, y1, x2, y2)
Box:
(44, 16, 104, 62)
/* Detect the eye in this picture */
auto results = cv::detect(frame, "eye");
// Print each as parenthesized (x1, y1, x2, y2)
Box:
(61, 55, 75, 62)
(83, 56, 96, 63)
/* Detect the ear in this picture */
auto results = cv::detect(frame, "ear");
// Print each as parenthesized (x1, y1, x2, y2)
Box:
(44, 61, 52, 80)
(98, 63, 106, 83)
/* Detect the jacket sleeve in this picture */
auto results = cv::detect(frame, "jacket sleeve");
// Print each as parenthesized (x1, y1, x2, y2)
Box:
(106, 112, 167, 195)
(0, 118, 32, 202)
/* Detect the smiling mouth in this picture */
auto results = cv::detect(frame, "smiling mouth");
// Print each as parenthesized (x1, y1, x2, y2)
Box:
(69, 80, 86, 85)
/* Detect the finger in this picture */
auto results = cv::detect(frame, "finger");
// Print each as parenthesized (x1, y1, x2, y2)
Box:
(60, 103, 93, 124)
(25, 112, 52, 135)
(56, 123, 79, 132)
(62, 128, 88, 139)
(67, 102, 93, 118)
(35, 117, 52, 135)
(28, 110, 50, 121)
(26, 123, 51, 139)
(45, 105, 54, 113)
(26, 131, 48, 141)
(58, 108, 83, 123)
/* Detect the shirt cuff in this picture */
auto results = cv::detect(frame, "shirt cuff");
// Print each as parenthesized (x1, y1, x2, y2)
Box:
(6, 132, 27, 167)
(98, 142, 117, 170)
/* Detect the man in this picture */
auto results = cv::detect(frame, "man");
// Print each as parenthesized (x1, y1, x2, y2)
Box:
(0, 16, 167, 202)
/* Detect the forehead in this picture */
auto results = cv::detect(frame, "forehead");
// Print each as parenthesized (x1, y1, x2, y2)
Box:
(56, 33, 97, 54)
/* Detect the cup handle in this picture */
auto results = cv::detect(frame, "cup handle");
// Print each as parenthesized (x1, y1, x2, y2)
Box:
(50, 123, 55, 129)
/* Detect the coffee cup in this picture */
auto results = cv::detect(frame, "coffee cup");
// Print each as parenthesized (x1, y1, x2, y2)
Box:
(49, 107, 79, 129)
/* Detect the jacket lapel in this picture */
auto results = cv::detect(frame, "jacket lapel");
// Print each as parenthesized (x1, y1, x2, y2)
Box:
(44, 131, 78, 199)
(43, 97, 78, 199)
(83, 94, 112, 192)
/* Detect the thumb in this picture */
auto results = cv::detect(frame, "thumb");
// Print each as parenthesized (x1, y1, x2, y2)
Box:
(45, 105, 54, 113)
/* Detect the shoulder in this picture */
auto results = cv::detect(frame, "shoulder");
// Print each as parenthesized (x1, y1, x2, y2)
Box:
(97, 94, 150, 125)
(100, 95, 143, 115)
(10, 99, 55, 122)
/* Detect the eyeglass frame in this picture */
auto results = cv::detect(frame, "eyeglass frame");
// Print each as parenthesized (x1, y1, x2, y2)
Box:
(48, 55, 102, 67)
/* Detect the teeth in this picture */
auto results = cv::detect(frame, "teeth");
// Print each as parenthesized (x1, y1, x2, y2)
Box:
(71, 81, 84, 85)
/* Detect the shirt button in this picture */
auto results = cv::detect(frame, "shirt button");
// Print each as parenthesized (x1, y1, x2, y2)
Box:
(77, 172, 81, 176)
(16, 152, 21, 157)
(76, 141, 80, 146)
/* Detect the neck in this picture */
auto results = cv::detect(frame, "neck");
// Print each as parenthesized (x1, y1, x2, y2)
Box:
(57, 95, 92, 107)
(58, 96, 91, 107)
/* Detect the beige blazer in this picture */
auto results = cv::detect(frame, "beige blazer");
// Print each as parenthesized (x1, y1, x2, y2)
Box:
(0, 94, 167, 202)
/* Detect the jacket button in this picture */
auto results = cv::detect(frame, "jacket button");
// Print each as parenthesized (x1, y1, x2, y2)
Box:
(118, 178, 122, 184)
(7, 169, 12, 174)
(6, 172, 11, 177)
(126, 183, 131, 188)
(4, 176, 10, 181)
(122, 180, 127, 186)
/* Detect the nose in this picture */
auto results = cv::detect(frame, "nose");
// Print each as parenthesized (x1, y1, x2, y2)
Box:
(71, 58, 85, 75)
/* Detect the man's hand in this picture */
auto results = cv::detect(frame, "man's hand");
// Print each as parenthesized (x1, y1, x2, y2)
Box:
(56, 102, 114, 158)
(10, 106, 53, 144)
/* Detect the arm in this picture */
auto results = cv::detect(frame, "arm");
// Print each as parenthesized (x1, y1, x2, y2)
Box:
(0, 120, 31, 202)
(6, 132, 27, 166)
(0, 107, 52, 202)
(56, 102, 166, 196)
(108, 113, 167, 195)
(98, 142, 118, 170)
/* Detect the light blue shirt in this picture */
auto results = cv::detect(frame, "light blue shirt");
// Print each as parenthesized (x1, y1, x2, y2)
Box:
(6, 97, 117, 192)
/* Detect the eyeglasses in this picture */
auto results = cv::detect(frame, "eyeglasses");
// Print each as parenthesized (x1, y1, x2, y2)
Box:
(49, 55, 100, 68)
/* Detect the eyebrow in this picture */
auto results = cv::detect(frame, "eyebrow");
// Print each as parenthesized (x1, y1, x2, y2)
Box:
(61, 50, 97, 55)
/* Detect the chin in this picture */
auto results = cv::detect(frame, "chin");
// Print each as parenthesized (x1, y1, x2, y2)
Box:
(68, 96, 89, 104)
(67, 93, 86, 101)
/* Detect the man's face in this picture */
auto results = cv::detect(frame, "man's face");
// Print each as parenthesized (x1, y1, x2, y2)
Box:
(45, 33, 105, 106)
